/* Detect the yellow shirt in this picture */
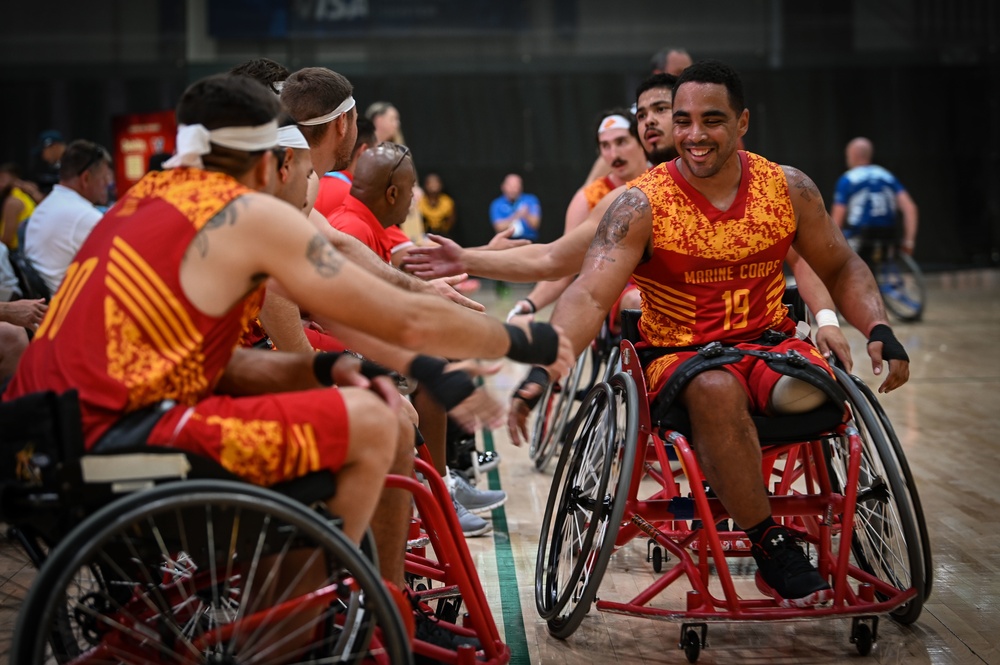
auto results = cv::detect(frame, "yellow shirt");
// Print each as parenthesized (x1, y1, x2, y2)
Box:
(418, 193, 456, 234)
(2, 187, 36, 250)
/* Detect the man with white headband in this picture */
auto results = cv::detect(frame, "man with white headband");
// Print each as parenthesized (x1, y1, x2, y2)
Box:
(506, 107, 649, 326)
(4, 74, 574, 592)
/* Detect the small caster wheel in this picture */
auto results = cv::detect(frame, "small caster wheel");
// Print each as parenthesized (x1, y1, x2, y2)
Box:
(853, 623, 873, 656)
(652, 546, 663, 573)
(683, 629, 700, 663)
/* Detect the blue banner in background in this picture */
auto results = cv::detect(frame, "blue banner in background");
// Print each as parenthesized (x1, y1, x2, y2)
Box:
(208, 0, 529, 38)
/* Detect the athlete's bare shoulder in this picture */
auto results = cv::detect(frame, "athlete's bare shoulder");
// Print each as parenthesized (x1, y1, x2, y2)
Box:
(780, 164, 826, 218)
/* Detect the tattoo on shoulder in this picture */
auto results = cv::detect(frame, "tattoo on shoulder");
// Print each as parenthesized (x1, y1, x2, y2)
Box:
(193, 196, 248, 258)
(591, 190, 648, 263)
(306, 234, 344, 278)
(784, 166, 826, 215)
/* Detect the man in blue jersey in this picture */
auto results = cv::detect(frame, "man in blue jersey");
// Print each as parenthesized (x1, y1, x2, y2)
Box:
(489, 173, 541, 242)
(830, 137, 919, 258)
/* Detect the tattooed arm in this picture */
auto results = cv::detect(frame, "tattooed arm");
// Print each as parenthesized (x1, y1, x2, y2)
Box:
(784, 166, 907, 391)
(549, 188, 653, 357)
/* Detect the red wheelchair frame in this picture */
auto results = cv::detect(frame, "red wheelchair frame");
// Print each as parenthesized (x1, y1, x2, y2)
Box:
(535, 339, 930, 661)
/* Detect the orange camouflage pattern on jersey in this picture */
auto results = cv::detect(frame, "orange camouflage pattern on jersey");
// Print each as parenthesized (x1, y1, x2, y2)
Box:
(583, 176, 615, 210)
(631, 152, 796, 349)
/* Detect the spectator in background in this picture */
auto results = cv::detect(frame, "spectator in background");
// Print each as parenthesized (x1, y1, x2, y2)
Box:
(649, 46, 693, 75)
(24, 140, 114, 295)
(27, 130, 66, 198)
(489, 173, 541, 242)
(0, 163, 37, 250)
(417, 172, 456, 237)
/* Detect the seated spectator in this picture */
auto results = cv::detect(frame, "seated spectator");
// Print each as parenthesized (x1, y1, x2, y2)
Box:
(418, 172, 456, 237)
(27, 130, 66, 198)
(489, 173, 541, 242)
(0, 163, 37, 250)
(24, 140, 114, 295)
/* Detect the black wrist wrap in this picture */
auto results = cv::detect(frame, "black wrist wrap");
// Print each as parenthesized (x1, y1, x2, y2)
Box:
(515, 366, 551, 410)
(313, 352, 343, 387)
(409, 355, 476, 410)
(867, 324, 909, 362)
(504, 322, 559, 365)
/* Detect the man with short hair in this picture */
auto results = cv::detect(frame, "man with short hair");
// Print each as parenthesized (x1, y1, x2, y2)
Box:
(831, 136, 919, 258)
(545, 60, 909, 607)
(490, 173, 541, 242)
(650, 46, 693, 76)
(24, 140, 114, 294)
(5, 75, 572, 589)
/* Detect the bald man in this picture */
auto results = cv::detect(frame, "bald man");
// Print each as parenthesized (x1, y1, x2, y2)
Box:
(831, 137, 919, 257)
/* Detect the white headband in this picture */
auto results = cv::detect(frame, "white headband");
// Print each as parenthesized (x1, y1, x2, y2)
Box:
(297, 96, 356, 126)
(598, 114, 632, 136)
(277, 125, 310, 149)
(163, 121, 279, 169)
(272, 80, 284, 94)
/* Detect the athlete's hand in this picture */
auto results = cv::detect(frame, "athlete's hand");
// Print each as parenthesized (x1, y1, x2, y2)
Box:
(331, 355, 402, 410)
(401, 234, 466, 279)
(450, 386, 505, 433)
(0, 298, 47, 330)
(486, 226, 531, 250)
(429, 274, 485, 312)
(866, 343, 909, 394)
(814, 325, 853, 373)
(508, 380, 545, 447)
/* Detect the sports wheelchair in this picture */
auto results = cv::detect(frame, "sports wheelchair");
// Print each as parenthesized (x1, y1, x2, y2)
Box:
(0, 390, 420, 664)
(533, 310, 931, 662)
(528, 317, 620, 472)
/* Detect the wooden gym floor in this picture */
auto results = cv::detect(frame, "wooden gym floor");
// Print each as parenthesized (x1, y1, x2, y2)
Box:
(1, 268, 997, 664)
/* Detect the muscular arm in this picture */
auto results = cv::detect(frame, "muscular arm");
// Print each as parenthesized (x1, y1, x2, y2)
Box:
(183, 194, 515, 361)
(829, 202, 847, 229)
(786, 248, 853, 371)
(257, 285, 314, 353)
(551, 189, 651, 356)
(784, 167, 906, 390)
(406, 184, 625, 284)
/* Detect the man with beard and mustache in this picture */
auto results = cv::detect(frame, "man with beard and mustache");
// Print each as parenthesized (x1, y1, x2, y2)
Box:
(539, 60, 911, 607)
(504, 104, 652, 326)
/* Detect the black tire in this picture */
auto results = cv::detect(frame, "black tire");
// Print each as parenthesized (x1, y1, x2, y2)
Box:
(527, 379, 556, 461)
(534, 349, 588, 473)
(876, 250, 926, 322)
(683, 629, 701, 663)
(853, 622, 874, 657)
(12, 480, 412, 665)
(538, 373, 637, 639)
(827, 368, 927, 625)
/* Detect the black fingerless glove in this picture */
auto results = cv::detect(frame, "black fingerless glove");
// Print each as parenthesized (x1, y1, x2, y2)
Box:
(314, 352, 393, 387)
(408, 355, 476, 410)
(313, 352, 343, 386)
(867, 324, 909, 362)
(514, 366, 551, 410)
(504, 322, 559, 365)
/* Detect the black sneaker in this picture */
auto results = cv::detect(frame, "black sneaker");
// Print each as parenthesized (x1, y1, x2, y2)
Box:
(752, 526, 832, 608)
(413, 602, 481, 664)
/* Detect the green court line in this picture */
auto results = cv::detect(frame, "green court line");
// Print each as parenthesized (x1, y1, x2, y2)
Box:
(481, 426, 531, 664)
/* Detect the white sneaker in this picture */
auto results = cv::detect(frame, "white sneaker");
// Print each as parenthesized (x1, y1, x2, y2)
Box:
(452, 494, 492, 537)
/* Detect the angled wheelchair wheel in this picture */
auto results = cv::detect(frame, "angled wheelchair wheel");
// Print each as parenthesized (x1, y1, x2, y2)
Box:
(827, 368, 928, 625)
(876, 251, 925, 322)
(535, 373, 637, 639)
(12, 480, 412, 665)
(534, 349, 588, 473)
(528, 379, 557, 462)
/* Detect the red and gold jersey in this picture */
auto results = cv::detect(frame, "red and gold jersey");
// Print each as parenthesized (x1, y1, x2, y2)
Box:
(631, 151, 795, 348)
(583, 175, 616, 210)
(5, 168, 264, 447)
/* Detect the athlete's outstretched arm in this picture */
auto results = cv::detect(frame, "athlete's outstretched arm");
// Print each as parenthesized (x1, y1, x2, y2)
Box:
(784, 166, 906, 392)
(404, 184, 625, 284)
(786, 248, 852, 372)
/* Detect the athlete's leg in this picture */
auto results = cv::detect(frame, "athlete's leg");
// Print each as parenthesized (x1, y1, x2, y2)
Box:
(680, 369, 770, 529)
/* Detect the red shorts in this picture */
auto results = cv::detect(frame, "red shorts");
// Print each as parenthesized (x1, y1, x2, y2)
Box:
(303, 326, 347, 352)
(644, 336, 832, 414)
(146, 388, 350, 487)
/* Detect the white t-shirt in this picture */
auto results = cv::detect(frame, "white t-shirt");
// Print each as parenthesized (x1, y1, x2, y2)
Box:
(24, 184, 103, 295)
